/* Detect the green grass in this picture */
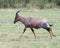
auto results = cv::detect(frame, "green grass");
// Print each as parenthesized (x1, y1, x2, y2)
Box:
(0, 8, 60, 48)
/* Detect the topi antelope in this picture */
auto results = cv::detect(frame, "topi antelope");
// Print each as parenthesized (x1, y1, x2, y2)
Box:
(14, 10, 56, 40)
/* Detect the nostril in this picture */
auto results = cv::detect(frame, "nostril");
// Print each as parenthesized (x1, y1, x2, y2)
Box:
(14, 21, 15, 24)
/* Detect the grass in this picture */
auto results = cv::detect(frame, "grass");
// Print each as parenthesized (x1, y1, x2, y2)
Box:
(0, 8, 60, 48)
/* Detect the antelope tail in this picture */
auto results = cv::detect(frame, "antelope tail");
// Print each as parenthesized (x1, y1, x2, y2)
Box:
(49, 24, 53, 27)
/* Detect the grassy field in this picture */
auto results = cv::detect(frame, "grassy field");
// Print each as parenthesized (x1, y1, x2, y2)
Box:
(0, 8, 60, 48)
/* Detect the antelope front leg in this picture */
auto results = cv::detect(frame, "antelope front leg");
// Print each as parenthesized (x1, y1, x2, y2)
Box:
(19, 27, 27, 39)
(30, 28, 36, 39)
(12, 27, 27, 41)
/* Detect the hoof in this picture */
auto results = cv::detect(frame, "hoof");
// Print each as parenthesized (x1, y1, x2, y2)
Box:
(11, 39, 20, 41)
(53, 35, 56, 37)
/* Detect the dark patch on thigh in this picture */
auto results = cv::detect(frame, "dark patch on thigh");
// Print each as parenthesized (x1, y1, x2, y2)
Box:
(40, 22, 48, 29)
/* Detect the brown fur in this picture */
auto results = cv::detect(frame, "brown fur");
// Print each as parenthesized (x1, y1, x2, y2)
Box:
(13, 10, 56, 39)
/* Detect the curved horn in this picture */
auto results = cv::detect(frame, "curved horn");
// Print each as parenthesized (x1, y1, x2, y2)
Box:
(16, 10, 21, 16)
